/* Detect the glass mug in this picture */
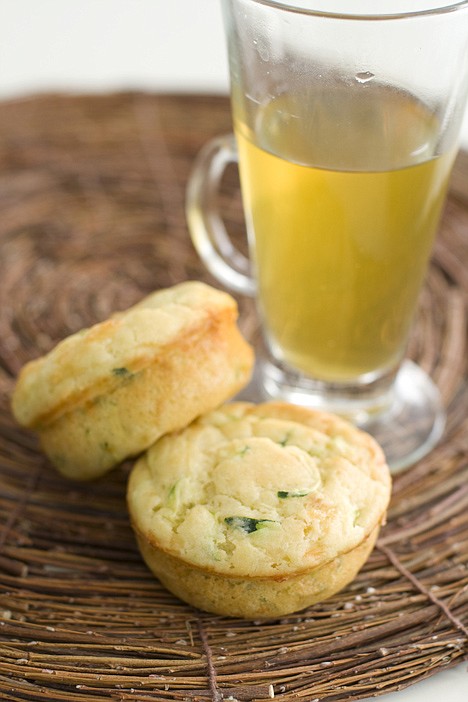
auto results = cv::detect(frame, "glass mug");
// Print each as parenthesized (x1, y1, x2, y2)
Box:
(186, 0, 468, 471)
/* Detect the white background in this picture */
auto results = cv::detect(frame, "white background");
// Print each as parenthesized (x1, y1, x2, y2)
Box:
(0, 2, 466, 700)
(0, 0, 228, 98)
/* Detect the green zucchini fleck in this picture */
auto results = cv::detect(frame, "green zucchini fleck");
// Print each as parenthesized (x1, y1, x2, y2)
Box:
(112, 367, 131, 377)
(224, 516, 277, 534)
(238, 445, 251, 458)
(278, 432, 292, 447)
(277, 490, 310, 499)
(167, 481, 180, 504)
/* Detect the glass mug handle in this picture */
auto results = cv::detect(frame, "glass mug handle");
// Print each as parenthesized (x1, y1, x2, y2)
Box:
(185, 133, 256, 297)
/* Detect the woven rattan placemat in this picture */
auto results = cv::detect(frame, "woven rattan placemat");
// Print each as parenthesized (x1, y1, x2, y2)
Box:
(0, 93, 467, 701)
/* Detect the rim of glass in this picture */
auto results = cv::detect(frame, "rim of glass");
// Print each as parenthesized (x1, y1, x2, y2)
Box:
(248, 0, 468, 21)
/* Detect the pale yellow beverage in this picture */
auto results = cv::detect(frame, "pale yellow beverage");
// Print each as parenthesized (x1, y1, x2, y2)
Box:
(235, 83, 455, 382)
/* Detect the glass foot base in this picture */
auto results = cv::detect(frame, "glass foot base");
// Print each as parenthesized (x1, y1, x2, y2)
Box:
(237, 360, 445, 474)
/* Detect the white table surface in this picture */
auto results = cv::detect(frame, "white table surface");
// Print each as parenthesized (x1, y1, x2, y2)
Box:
(0, 2, 466, 700)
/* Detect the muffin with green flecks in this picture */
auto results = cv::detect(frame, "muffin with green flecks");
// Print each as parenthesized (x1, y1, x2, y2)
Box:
(127, 401, 391, 618)
(11, 281, 253, 481)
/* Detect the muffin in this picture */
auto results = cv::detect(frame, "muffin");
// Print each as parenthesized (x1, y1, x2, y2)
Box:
(11, 282, 254, 481)
(128, 401, 391, 618)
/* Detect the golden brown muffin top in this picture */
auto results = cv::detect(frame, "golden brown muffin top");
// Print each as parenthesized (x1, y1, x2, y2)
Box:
(12, 281, 239, 428)
(128, 402, 391, 578)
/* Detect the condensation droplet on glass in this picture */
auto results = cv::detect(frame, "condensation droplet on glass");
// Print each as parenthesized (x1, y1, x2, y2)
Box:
(255, 39, 270, 62)
(355, 71, 375, 84)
